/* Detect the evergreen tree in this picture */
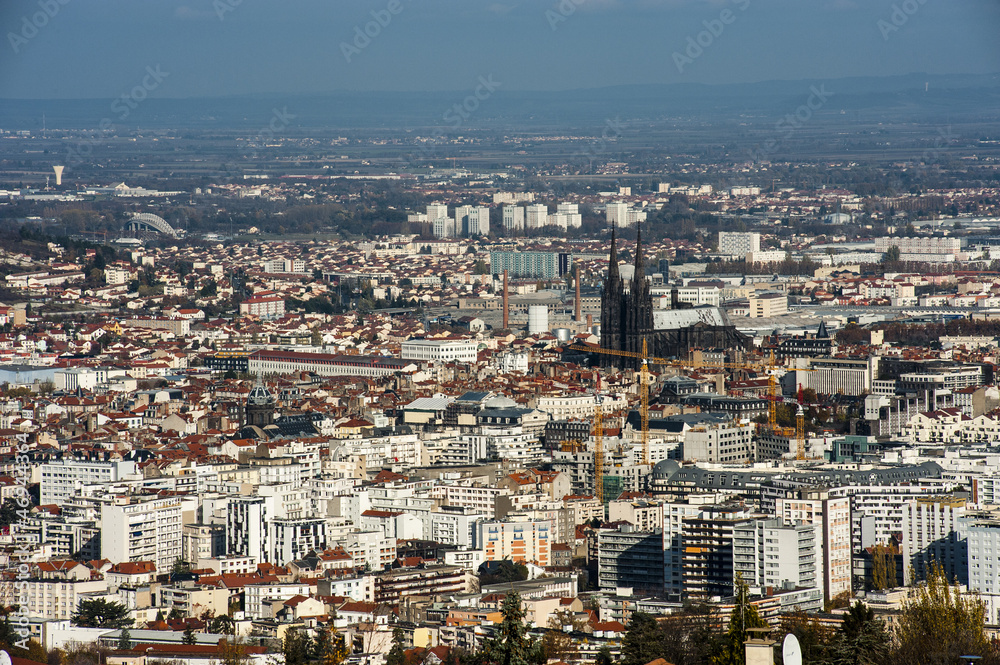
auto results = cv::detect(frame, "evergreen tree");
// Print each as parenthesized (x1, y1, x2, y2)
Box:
(117, 627, 132, 651)
(714, 574, 768, 665)
(72, 598, 133, 629)
(621, 612, 666, 665)
(479, 592, 535, 665)
(595, 645, 614, 665)
(386, 628, 406, 665)
(182, 625, 197, 645)
(829, 602, 890, 665)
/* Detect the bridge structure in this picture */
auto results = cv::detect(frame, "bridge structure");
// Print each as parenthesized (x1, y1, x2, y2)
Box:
(126, 212, 178, 237)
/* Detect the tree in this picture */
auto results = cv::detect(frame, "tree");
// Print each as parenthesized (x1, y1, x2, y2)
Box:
(714, 574, 768, 665)
(283, 628, 314, 665)
(182, 625, 197, 645)
(595, 646, 614, 665)
(118, 627, 133, 651)
(621, 611, 666, 665)
(893, 562, 988, 665)
(386, 628, 406, 665)
(72, 598, 133, 628)
(883, 245, 901, 263)
(209, 614, 236, 635)
(473, 259, 490, 275)
(479, 591, 535, 665)
(828, 601, 891, 665)
(219, 638, 252, 665)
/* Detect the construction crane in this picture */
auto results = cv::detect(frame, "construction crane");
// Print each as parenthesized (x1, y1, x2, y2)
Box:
(569, 339, 782, 443)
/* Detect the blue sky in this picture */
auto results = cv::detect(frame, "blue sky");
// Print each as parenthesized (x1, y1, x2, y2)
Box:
(2, 0, 999, 98)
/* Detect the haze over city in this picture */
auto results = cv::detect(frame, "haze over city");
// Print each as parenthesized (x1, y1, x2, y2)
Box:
(1, 2, 1000, 665)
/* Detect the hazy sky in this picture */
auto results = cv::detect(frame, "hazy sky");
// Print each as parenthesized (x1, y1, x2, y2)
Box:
(2, 0, 999, 98)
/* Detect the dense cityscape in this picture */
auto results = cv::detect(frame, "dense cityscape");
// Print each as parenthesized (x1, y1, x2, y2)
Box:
(3, 2, 1000, 665)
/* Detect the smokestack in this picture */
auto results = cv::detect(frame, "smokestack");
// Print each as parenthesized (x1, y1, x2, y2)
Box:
(587, 313, 593, 329)
(575, 264, 582, 323)
(503, 269, 509, 330)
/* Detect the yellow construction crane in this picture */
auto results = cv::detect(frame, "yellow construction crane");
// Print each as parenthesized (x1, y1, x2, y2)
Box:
(570, 340, 781, 442)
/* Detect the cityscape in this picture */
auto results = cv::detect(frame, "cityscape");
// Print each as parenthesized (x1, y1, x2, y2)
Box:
(1, 2, 1000, 665)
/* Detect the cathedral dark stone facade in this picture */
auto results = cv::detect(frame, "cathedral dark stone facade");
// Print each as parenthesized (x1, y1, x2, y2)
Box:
(600, 226, 751, 370)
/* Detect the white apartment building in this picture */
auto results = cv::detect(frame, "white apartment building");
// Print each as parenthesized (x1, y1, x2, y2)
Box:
(427, 203, 449, 224)
(533, 392, 628, 421)
(101, 496, 185, 572)
(966, 518, 1000, 594)
(342, 530, 396, 570)
(475, 517, 552, 566)
(419, 510, 481, 547)
(775, 491, 852, 601)
(430, 484, 510, 520)
(608, 499, 663, 532)
(227, 496, 272, 563)
(734, 519, 820, 597)
(401, 339, 479, 363)
(433, 216, 457, 238)
(829, 483, 950, 553)
(40, 459, 138, 506)
(605, 202, 646, 227)
(270, 517, 328, 566)
(525, 204, 549, 230)
(901, 496, 968, 584)
(503, 205, 525, 232)
(801, 356, 879, 397)
(683, 420, 754, 464)
(21, 578, 109, 621)
(748, 293, 788, 318)
(244, 581, 314, 619)
(718, 231, 761, 257)
(675, 286, 721, 308)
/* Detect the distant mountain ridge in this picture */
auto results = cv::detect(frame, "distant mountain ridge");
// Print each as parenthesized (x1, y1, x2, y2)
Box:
(1, 72, 998, 131)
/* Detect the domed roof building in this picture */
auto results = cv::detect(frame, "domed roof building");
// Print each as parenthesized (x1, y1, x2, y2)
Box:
(244, 375, 275, 429)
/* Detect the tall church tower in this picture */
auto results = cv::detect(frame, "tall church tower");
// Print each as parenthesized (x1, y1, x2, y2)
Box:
(600, 225, 624, 368)
(624, 225, 654, 366)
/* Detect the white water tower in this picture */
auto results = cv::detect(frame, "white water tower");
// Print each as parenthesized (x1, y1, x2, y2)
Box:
(52, 165, 64, 186)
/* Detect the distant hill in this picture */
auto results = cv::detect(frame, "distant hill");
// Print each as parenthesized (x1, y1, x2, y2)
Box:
(1, 72, 998, 131)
